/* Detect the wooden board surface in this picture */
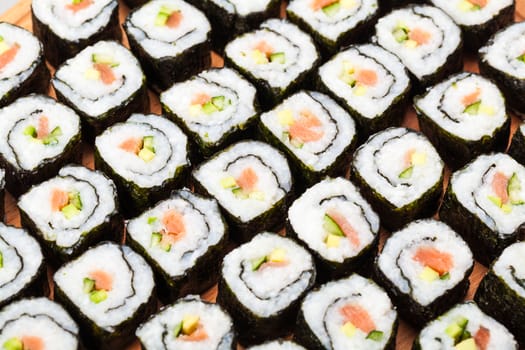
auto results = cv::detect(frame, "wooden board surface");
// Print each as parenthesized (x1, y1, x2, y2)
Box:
(1, 1, 524, 349)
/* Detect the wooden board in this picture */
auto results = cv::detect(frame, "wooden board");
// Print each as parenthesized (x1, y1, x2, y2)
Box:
(1, 1, 524, 349)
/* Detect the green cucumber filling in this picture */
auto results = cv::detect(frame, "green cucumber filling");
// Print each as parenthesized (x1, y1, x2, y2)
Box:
(202, 96, 231, 114)
(173, 321, 183, 337)
(92, 53, 119, 67)
(323, 214, 344, 237)
(445, 317, 472, 345)
(366, 330, 384, 341)
(398, 166, 413, 179)
(392, 27, 409, 43)
(138, 136, 156, 162)
(155, 5, 178, 26)
(150, 232, 171, 252)
(24, 125, 62, 145)
(2, 338, 22, 350)
(83, 277, 108, 304)
(269, 52, 286, 64)
(251, 256, 267, 271)
(147, 216, 158, 225)
(463, 101, 481, 115)
(61, 191, 82, 219)
(322, 1, 341, 16)
(508, 172, 523, 205)
(517, 54, 525, 63)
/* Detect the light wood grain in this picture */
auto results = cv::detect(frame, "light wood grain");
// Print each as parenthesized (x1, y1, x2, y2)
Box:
(0, 2, 523, 349)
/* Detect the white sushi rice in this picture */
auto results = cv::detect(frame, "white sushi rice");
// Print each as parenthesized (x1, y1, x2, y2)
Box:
(127, 189, 225, 277)
(261, 91, 356, 171)
(288, 177, 379, 263)
(0, 298, 79, 350)
(0, 23, 42, 101)
(0, 95, 80, 171)
(210, 0, 273, 16)
(451, 153, 525, 234)
(193, 141, 292, 222)
(480, 21, 525, 79)
(301, 274, 397, 350)
(160, 68, 257, 144)
(415, 72, 507, 141)
(0, 224, 43, 304)
(418, 302, 518, 350)
(126, 0, 210, 59)
(353, 127, 444, 208)
(374, 5, 461, 80)
(136, 295, 235, 350)
(18, 165, 117, 249)
(222, 232, 314, 317)
(493, 242, 525, 298)
(95, 114, 188, 188)
(54, 243, 154, 332)
(430, 0, 513, 26)
(318, 44, 409, 119)
(287, 0, 379, 42)
(377, 219, 473, 306)
(52, 40, 144, 118)
(225, 19, 318, 89)
(248, 340, 307, 350)
(32, 0, 117, 41)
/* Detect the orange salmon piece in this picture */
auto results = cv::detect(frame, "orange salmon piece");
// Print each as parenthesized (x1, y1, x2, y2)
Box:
(492, 171, 509, 204)
(340, 304, 376, 334)
(310, 0, 338, 10)
(66, 0, 94, 12)
(119, 137, 143, 154)
(412, 247, 454, 275)
(404, 149, 416, 167)
(462, 88, 481, 106)
(289, 120, 324, 142)
(191, 93, 211, 106)
(37, 116, 49, 139)
(162, 209, 186, 236)
(166, 11, 183, 28)
(22, 336, 44, 350)
(468, 0, 487, 7)
(180, 326, 209, 342)
(51, 189, 69, 212)
(409, 28, 431, 45)
(236, 167, 258, 192)
(299, 110, 322, 127)
(474, 326, 490, 350)
(254, 41, 274, 56)
(94, 63, 116, 85)
(326, 209, 360, 247)
(0, 43, 20, 70)
(356, 69, 378, 86)
(259, 260, 290, 271)
(89, 270, 113, 291)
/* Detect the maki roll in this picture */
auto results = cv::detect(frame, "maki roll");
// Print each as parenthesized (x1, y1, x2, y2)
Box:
(124, 0, 211, 92)
(94, 113, 190, 217)
(248, 340, 307, 349)
(413, 301, 518, 350)
(478, 21, 525, 117)
(259, 91, 357, 188)
(52, 40, 149, 139)
(508, 121, 525, 166)
(0, 23, 49, 108)
(197, 0, 281, 52)
(18, 165, 122, 264)
(160, 67, 259, 159)
(316, 43, 410, 139)
(224, 19, 320, 108)
(126, 189, 228, 302)
(374, 4, 463, 89)
(374, 219, 474, 326)
(192, 140, 293, 242)
(440, 153, 525, 266)
(32, 0, 121, 67)
(54, 242, 156, 350)
(0, 94, 82, 197)
(0, 223, 47, 308)
(287, 177, 380, 279)
(287, 0, 380, 55)
(414, 72, 510, 170)
(350, 127, 444, 230)
(136, 295, 236, 350)
(429, 0, 514, 51)
(0, 298, 81, 350)
(295, 274, 398, 350)
(217, 232, 316, 345)
(475, 242, 525, 345)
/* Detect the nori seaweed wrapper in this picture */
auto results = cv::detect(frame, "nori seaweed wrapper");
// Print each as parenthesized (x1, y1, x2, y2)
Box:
(31, 1, 122, 68)
(122, 0, 148, 9)
(508, 124, 525, 166)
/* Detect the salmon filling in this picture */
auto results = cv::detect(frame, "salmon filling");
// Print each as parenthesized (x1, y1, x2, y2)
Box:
(84, 54, 120, 85)
(488, 172, 523, 212)
(50, 189, 82, 219)
(2, 336, 45, 350)
(83, 270, 113, 304)
(339, 304, 384, 341)
(249, 40, 286, 65)
(0, 39, 20, 70)
(148, 209, 186, 252)
(173, 315, 209, 342)
(323, 209, 360, 249)
(278, 109, 325, 148)
(66, 0, 94, 12)
(23, 116, 62, 146)
(188, 93, 231, 116)
(220, 167, 265, 200)
(413, 246, 454, 281)
(392, 23, 431, 48)
(339, 61, 379, 96)
(119, 136, 156, 162)
(155, 5, 183, 28)
(251, 247, 289, 271)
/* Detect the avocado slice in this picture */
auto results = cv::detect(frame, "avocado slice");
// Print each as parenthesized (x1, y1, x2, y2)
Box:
(455, 338, 476, 350)
(173, 321, 183, 337)
(322, 1, 340, 16)
(182, 315, 200, 335)
(398, 166, 413, 179)
(366, 330, 384, 341)
(2, 338, 23, 350)
(202, 101, 219, 115)
(507, 173, 523, 205)
(89, 290, 108, 304)
(463, 101, 481, 115)
(270, 52, 286, 64)
(61, 204, 80, 219)
(83, 277, 95, 294)
(68, 191, 82, 210)
(143, 136, 155, 152)
(323, 214, 345, 237)
(393, 27, 408, 42)
(138, 148, 155, 162)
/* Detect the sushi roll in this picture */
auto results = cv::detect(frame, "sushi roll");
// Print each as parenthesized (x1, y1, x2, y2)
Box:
(259, 91, 357, 188)
(0, 23, 50, 109)
(18, 165, 122, 265)
(440, 153, 525, 266)
(54, 241, 156, 350)
(248, 340, 307, 350)
(374, 4, 463, 89)
(295, 274, 398, 350)
(414, 72, 510, 170)
(508, 122, 525, 166)
(136, 295, 236, 350)
(31, 0, 122, 67)
(192, 140, 293, 242)
(316, 43, 411, 139)
(124, 0, 212, 92)
(0, 94, 82, 197)
(350, 127, 444, 231)
(217, 232, 316, 345)
(413, 301, 518, 350)
(224, 19, 320, 108)
(0, 223, 47, 309)
(0, 298, 82, 350)
(374, 219, 474, 325)
(287, 177, 380, 279)
(429, 0, 514, 51)
(160, 67, 259, 159)
(287, 0, 380, 55)
(52, 40, 149, 139)
(126, 189, 228, 302)
(478, 21, 525, 117)
(475, 242, 525, 345)
(94, 113, 190, 217)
